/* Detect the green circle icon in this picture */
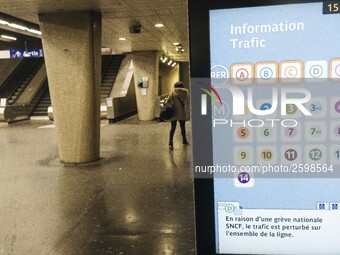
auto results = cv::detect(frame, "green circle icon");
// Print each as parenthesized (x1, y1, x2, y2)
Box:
(309, 148, 322, 161)
(309, 65, 323, 78)
(225, 204, 235, 213)
(286, 104, 298, 115)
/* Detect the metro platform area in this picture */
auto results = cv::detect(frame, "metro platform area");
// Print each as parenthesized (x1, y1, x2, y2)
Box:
(0, 116, 195, 255)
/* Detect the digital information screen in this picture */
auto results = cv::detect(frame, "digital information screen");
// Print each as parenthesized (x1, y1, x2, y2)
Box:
(209, 2, 340, 254)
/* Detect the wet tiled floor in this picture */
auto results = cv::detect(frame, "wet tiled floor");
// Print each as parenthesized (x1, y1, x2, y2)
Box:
(0, 117, 195, 255)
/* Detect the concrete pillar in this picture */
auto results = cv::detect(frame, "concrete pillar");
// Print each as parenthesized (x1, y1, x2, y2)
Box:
(39, 11, 101, 163)
(132, 51, 159, 121)
(179, 62, 190, 90)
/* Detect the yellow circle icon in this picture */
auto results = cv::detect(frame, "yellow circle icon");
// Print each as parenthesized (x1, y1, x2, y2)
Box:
(260, 149, 272, 161)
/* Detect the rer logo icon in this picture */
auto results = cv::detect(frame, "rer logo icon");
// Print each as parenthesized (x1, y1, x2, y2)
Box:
(255, 62, 278, 85)
(231, 63, 254, 86)
(211, 65, 229, 86)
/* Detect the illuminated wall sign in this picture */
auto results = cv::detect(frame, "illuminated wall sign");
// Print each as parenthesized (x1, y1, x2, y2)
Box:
(9, 49, 44, 58)
(210, 3, 340, 254)
(190, 1, 340, 254)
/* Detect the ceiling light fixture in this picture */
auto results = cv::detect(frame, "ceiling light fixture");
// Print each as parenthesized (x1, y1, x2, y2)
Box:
(1, 35, 17, 40)
(9, 23, 28, 31)
(173, 42, 180, 46)
(0, 19, 42, 36)
(172, 62, 177, 67)
(168, 60, 173, 65)
(175, 44, 185, 54)
(154, 23, 164, 28)
(119, 37, 126, 41)
(0, 20, 9, 25)
(27, 29, 42, 35)
(162, 57, 168, 63)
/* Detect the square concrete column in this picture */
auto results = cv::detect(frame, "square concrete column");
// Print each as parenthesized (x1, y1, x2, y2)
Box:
(132, 51, 159, 121)
(39, 12, 101, 163)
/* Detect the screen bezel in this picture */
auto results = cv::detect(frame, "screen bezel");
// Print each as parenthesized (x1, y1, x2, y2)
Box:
(188, 0, 324, 254)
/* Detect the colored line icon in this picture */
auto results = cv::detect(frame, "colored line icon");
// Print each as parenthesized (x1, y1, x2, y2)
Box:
(261, 127, 273, 138)
(309, 148, 322, 161)
(285, 127, 297, 138)
(330, 58, 340, 81)
(286, 104, 298, 115)
(309, 102, 323, 114)
(309, 125, 322, 137)
(225, 203, 235, 213)
(260, 149, 273, 161)
(260, 67, 273, 80)
(334, 125, 340, 137)
(237, 127, 249, 139)
(255, 62, 278, 85)
(237, 149, 250, 161)
(285, 148, 298, 161)
(305, 61, 327, 81)
(309, 65, 323, 78)
(335, 101, 340, 114)
(284, 66, 298, 78)
(334, 149, 340, 160)
(336, 64, 340, 76)
(236, 68, 249, 81)
(238, 172, 250, 184)
(231, 63, 254, 86)
(260, 103, 272, 110)
(279, 60, 303, 84)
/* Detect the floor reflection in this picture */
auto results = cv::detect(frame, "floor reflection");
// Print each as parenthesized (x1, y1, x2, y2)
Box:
(0, 118, 195, 255)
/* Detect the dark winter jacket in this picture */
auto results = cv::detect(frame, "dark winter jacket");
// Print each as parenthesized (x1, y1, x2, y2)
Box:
(165, 88, 190, 121)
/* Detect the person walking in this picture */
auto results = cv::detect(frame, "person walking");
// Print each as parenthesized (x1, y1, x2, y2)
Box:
(165, 81, 190, 150)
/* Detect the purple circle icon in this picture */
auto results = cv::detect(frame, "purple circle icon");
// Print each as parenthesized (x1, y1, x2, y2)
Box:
(335, 101, 340, 114)
(335, 64, 340, 77)
(285, 127, 297, 138)
(238, 172, 250, 184)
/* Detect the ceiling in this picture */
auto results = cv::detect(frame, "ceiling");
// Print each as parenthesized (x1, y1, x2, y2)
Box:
(0, 0, 189, 61)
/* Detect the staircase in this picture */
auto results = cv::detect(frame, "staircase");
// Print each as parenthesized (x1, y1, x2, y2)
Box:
(31, 89, 51, 116)
(7, 59, 44, 105)
(101, 55, 124, 100)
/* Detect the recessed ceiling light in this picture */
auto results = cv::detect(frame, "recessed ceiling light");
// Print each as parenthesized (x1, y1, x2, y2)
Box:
(154, 23, 164, 28)
(173, 42, 180, 46)
(1, 35, 17, 40)
(168, 60, 173, 65)
(181, 49, 185, 52)
(172, 62, 177, 67)
(119, 37, 126, 41)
